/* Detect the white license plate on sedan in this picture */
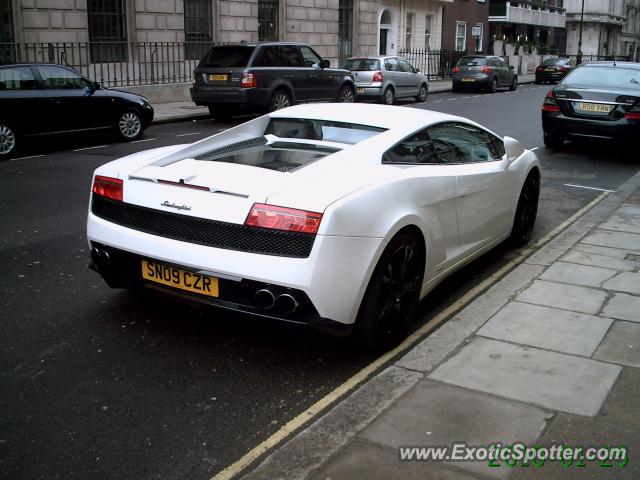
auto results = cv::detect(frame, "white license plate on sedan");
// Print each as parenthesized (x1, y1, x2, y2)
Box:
(576, 102, 611, 113)
(356, 87, 365, 94)
(461, 78, 475, 82)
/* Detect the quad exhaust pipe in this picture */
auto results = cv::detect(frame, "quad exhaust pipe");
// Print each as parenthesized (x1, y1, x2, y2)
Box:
(254, 289, 299, 314)
(254, 289, 276, 310)
(91, 246, 111, 267)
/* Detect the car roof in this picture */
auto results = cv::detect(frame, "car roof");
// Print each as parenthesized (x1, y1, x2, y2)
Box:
(270, 103, 463, 130)
(213, 42, 311, 48)
(0, 62, 62, 67)
(579, 61, 640, 69)
(346, 55, 394, 60)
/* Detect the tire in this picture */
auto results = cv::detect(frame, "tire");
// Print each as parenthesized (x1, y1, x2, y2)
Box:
(415, 83, 428, 103)
(509, 76, 518, 91)
(208, 105, 232, 121)
(452, 84, 461, 93)
(543, 131, 563, 150)
(115, 110, 144, 141)
(510, 170, 540, 246)
(337, 85, 355, 103)
(355, 232, 425, 351)
(269, 89, 292, 111)
(0, 123, 18, 159)
(380, 86, 395, 105)
(489, 78, 498, 93)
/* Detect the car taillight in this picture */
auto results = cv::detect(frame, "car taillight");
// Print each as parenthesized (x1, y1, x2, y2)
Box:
(624, 99, 640, 120)
(241, 72, 256, 88)
(536, 66, 543, 72)
(452, 66, 460, 74)
(372, 71, 383, 82)
(480, 66, 493, 74)
(558, 66, 570, 72)
(245, 203, 322, 234)
(92, 175, 123, 201)
(542, 90, 560, 112)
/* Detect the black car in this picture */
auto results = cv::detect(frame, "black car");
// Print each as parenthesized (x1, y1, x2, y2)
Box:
(451, 55, 517, 93)
(542, 62, 640, 149)
(535, 58, 573, 84)
(190, 42, 356, 120)
(0, 63, 153, 159)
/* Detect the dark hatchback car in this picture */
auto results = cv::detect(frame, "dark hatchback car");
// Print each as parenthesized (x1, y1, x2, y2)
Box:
(452, 55, 517, 93)
(0, 63, 154, 159)
(542, 62, 640, 149)
(535, 57, 573, 84)
(190, 42, 356, 120)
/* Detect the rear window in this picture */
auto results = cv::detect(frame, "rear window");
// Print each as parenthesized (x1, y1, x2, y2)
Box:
(541, 58, 569, 66)
(265, 118, 386, 145)
(342, 58, 380, 71)
(0, 66, 37, 90)
(457, 57, 487, 66)
(563, 66, 640, 89)
(198, 46, 255, 68)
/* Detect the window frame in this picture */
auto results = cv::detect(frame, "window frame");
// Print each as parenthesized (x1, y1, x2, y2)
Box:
(258, 0, 279, 42)
(405, 12, 414, 49)
(0, 66, 38, 91)
(474, 24, 484, 53)
(424, 15, 432, 50)
(34, 65, 92, 90)
(381, 127, 440, 165)
(87, 0, 128, 63)
(184, 0, 213, 60)
(455, 21, 467, 52)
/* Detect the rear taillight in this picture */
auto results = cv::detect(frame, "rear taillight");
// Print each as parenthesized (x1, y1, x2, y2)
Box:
(536, 66, 543, 72)
(92, 175, 123, 202)
(542, 90, 560, 112)
(241, 72, 256, 88)
(372, 71, 383, 82)
(558, 66, 570, 72)
(480, 66, 493, 74)
(624, 100, 640, 120)
(245, 203, 322, 234)
(452, 66, 460, 74)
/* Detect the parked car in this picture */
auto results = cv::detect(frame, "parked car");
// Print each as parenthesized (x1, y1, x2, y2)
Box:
(87, 103, 540, 350)
(0, 63, 154, 159)
(190, 42, 356, 120)
(542, 61, 640, 149)
(452, 55, 518, 93)
(342, 56, 429, 105)
(535, 58, 573, 84)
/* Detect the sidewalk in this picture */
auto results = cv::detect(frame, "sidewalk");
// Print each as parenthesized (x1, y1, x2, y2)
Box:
(241, 170, 640, 480)
(153, 74, 536, 123)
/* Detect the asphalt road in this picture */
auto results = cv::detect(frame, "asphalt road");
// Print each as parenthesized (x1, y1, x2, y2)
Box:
(1, 85, 638, 480)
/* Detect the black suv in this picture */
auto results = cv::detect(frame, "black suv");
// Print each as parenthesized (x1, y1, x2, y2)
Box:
(190, 43, 356, 120)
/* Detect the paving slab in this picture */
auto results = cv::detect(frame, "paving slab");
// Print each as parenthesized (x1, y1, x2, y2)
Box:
(581, 230, 640, 251)
(602, 271, 640, 295)
(512, 413, 640, 480)
(309, 440, 479, 480)
(560, 249, 638, 271)
(574, 242, 640, 260)
(594, 321, 640, 368)
(516, 280, 607, 315)
(359, 380, 549, 479)
(539, 262, 618, 287)
(429, 337, 621, 416)
(601, 292, 640, 322)
(599, 215, 640, 234)
(600, 367, 640, 431)
(478, 302, 612, 356)
(616, 204, 640, 218)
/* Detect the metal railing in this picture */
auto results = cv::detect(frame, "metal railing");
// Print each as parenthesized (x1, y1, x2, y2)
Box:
(0, 41, 219, 87)
(397, 49, 468, 79)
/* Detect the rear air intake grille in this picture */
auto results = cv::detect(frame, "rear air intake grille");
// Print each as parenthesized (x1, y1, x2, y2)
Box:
(193, 137, 267, 161)
(91, 194, 315, 258)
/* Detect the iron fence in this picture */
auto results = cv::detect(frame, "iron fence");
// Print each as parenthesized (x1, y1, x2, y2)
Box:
(0, 42, 219, 87)
(397, 49, 468, 79)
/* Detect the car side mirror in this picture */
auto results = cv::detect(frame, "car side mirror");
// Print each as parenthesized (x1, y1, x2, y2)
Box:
(91, 81, 100, 91)
(504, 136, 524, 162)
(320, 59, 330, 68)
(415, 68, 420, 73)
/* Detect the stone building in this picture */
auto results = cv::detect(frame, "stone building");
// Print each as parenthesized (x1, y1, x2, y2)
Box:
(440, 0, 489, 54)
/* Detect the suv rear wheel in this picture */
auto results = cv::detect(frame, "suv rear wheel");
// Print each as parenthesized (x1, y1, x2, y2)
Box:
(338, 85, 355, 103)
(208, 105, 232, 121)
(269, 90, 292, 111)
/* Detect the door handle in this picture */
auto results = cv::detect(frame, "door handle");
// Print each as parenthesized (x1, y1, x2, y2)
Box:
(284, 74, 293, 78)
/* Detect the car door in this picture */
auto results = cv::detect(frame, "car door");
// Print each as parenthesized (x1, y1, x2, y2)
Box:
(384, 58, 401, 96)
(278, 45, 313, 102)
(382, 127, 463, 278)
(298, 45, 329, 101)
(36, 65, 108, 131)
(496, 57, 511, 86)
(398, 58, 421, 97)
(427, 122, 519, 253)
(0, 65, 47, 136)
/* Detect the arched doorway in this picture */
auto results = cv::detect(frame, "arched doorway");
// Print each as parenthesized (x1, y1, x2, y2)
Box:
(379, 9, 392, 55)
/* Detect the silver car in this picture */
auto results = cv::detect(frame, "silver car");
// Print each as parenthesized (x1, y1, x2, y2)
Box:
(342, 56, 429, 105)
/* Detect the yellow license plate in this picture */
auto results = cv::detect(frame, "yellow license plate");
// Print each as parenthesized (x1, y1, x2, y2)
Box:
(544, 67, 556, 71)
(461, 78, 475, 82)
(577, 102, 610, 113)
(141, 260, 218, 297)
(356, 87, 365, 94)
(208, 74, 228, 81)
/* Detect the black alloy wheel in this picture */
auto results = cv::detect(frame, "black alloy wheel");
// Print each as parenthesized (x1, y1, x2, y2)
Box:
(356, 232, 424, 351)
(510, 171, 540, 246)
(489, 78, 498, 93)
(338, 86, 355, 103)
(269, 90, 292, 111)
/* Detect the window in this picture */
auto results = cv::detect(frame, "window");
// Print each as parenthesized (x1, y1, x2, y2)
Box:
(474, 24, 484, 53)
(455, 22, 467, 52)
(424, 15, 432, 50)
(36, 66, 90, 90)
(427, 123, 501, 164)
(405, 13, 414, 49)
(341, 58, 380, 71)
(397, 58, 415, 73)
(258, 0, 279, 41)
(383, 128, 439, 164)
(184, 0, 212, 60)
(0, 67, 37, 90)
(299, 46, 322, 67)
(278, 45, 304, 67)
(199, 46, 255, 68)
(265, 118, 386, 145)
(87, 0, 127, 62)
(338, 0, 353, 65)
(384, 57, 400, 71)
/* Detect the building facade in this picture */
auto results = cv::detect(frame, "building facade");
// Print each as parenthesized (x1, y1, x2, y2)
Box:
(441, 0, 490, 54)
(564, 0, 627, 56)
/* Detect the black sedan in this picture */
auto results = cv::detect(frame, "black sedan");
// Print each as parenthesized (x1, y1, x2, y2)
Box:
(0, 63, 154, 159)
(542, 62, 640, 149)
(535, 57, 573, 84)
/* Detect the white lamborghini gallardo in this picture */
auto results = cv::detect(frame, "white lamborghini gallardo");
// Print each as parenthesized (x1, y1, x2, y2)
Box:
(87, 103, 540, 350)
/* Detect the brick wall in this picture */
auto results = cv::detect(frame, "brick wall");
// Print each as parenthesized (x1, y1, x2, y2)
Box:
(441, 0, 489, 53)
